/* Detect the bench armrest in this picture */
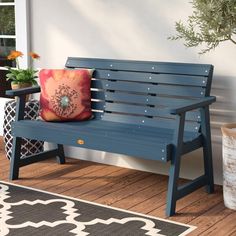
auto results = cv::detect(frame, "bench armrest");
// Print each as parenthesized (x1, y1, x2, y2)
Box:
(167, 96, 216, 115)
(6, 86, 41, 96)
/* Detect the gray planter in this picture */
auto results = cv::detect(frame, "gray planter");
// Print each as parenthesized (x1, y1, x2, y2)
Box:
(221, 123, 236, 210)
(3, 100, 44, 160)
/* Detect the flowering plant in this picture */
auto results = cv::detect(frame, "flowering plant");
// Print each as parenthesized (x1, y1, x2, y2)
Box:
(5, 50, 40, 85)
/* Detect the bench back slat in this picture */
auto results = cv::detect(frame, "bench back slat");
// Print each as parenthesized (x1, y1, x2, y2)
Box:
(97, 113, 201, 132)
(66, 57, 212, 77)
(65, 57, 214, 132)
(93, 69, 208, 87)
(91, 79, 205, 98)
(91, 101, 200, 121)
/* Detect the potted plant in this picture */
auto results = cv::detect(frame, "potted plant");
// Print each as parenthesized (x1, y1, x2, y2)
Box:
(6, 50, 40, 90)
(169, 0, 236, 54)
(169, 0, 236, 210)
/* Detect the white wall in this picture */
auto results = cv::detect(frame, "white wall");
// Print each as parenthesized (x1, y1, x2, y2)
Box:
(29, 0, 236, 185)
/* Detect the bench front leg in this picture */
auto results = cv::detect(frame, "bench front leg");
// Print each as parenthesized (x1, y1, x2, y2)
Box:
(56, 144, 66, 164)
(10, 137, 22, 180)
(200, 106, 214, 193)
(166, 113, 185, 216)
(10, 95, 26, 180)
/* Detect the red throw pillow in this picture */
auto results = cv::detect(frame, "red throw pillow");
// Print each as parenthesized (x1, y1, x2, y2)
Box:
(39, 69, 93, 121)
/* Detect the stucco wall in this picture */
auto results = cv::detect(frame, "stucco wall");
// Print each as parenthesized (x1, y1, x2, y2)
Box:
(24, 0, 236, 184)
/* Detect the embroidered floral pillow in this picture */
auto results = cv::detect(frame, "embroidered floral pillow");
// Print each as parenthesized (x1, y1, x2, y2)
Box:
(39, 69, 93, 121)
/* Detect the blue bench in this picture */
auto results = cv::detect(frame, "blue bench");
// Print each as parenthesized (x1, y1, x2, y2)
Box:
(6, 57, 216, 216)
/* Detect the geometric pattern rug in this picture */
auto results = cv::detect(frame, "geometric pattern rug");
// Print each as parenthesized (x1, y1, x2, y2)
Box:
(0, 181, 196, 236)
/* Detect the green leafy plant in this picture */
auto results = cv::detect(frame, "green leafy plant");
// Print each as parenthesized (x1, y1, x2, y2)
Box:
(169, 0, 236, 54)
(5, 50, 40, 85)
(6, 67, 39, 85)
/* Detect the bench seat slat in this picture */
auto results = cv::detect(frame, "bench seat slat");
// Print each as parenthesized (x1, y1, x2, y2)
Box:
(66, 57, 212, 76)
(91, 80, 205, 98)
(51, 118, 198, 141)
(12, 120, 169, 161)
(12, 120, 201, 162)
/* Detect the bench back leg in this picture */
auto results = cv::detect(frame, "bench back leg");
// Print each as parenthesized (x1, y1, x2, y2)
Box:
(200, 107, 214, 193)
(166, 151, 182, 216)
(10, 137, 22, 180)
(56, 144, 66, 164)
(166, 114, 185, 216)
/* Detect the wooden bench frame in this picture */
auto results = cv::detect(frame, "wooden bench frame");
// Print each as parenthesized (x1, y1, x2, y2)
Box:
(6, 58, 216, 216)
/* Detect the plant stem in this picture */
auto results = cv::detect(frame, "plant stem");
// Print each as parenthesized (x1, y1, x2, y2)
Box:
(16, 58, 20, 69)
(229, 37, 236, 44)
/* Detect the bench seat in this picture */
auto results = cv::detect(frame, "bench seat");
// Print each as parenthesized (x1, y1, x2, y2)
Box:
(12, 119, 201, 162)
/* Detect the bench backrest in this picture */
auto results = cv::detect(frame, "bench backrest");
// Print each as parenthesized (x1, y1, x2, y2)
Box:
(65, 57, 214, 132)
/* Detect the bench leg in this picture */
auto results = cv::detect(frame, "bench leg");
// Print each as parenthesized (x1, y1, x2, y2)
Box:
(56, 144, 66, 164)
(200, 107, 214, 193)
(166, 152, 181, 216)
(201, 107, 214, 193)
(166, 114, 185, 217)
(10, 137, 22, 180)
(203, 143, 214, 193)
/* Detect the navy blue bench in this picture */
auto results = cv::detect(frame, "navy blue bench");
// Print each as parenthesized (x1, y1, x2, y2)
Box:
(6, 57, 216, 216)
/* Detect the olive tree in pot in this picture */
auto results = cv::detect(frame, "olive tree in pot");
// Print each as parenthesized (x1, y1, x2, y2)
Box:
(170, 0, 236, 210)
(169, 0, 236, 54)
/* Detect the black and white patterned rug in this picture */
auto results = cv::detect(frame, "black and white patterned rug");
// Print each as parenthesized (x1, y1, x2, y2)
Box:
(0, 181, 196, 236)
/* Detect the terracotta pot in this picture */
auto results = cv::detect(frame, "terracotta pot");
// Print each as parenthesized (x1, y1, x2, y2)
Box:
(11, 82, 32, 102)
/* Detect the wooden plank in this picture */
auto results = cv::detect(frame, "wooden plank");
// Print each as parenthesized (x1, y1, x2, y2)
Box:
(13, 118, 199, 141)
(101, 113, 201, 131)
(19, 149, 59, 167)
(200, 212, 236, 236)
(162, 186, 223, 222)
(14, 159, 89, 187)
(39, 164, 107, 192)
(90, 174, 162, 206)
(110, 176, 168, 209)
(7, 159, 81, 188)
(0, 138, 233, 235)
(5, 86, 41, 96)
(128, 186, 168, 213)
(189, 202, 233, 236)
(62, 168, 150, 198)
(35, 165, 121, 194)
(71, 169, 141, 197)
(49, 168, 141, 197)
(66, 57, 212, 77)
(92, 69, 208, 87)
(80, 170, 159, 202)
(92, 90, 199, 106)
(92, 101, 200, 121)
(12, 120, 171, 161)
(92, 79, 206, 98)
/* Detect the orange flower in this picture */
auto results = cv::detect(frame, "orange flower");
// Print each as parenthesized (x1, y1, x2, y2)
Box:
(7, 50, 23, 60)
(29, 52, 40, 59)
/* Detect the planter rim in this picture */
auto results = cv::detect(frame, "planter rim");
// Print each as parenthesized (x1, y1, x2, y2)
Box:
(221, 123, 236, 138)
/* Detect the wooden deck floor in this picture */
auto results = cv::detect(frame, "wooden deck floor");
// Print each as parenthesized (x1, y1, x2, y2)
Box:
(1, 139, 236, 236)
